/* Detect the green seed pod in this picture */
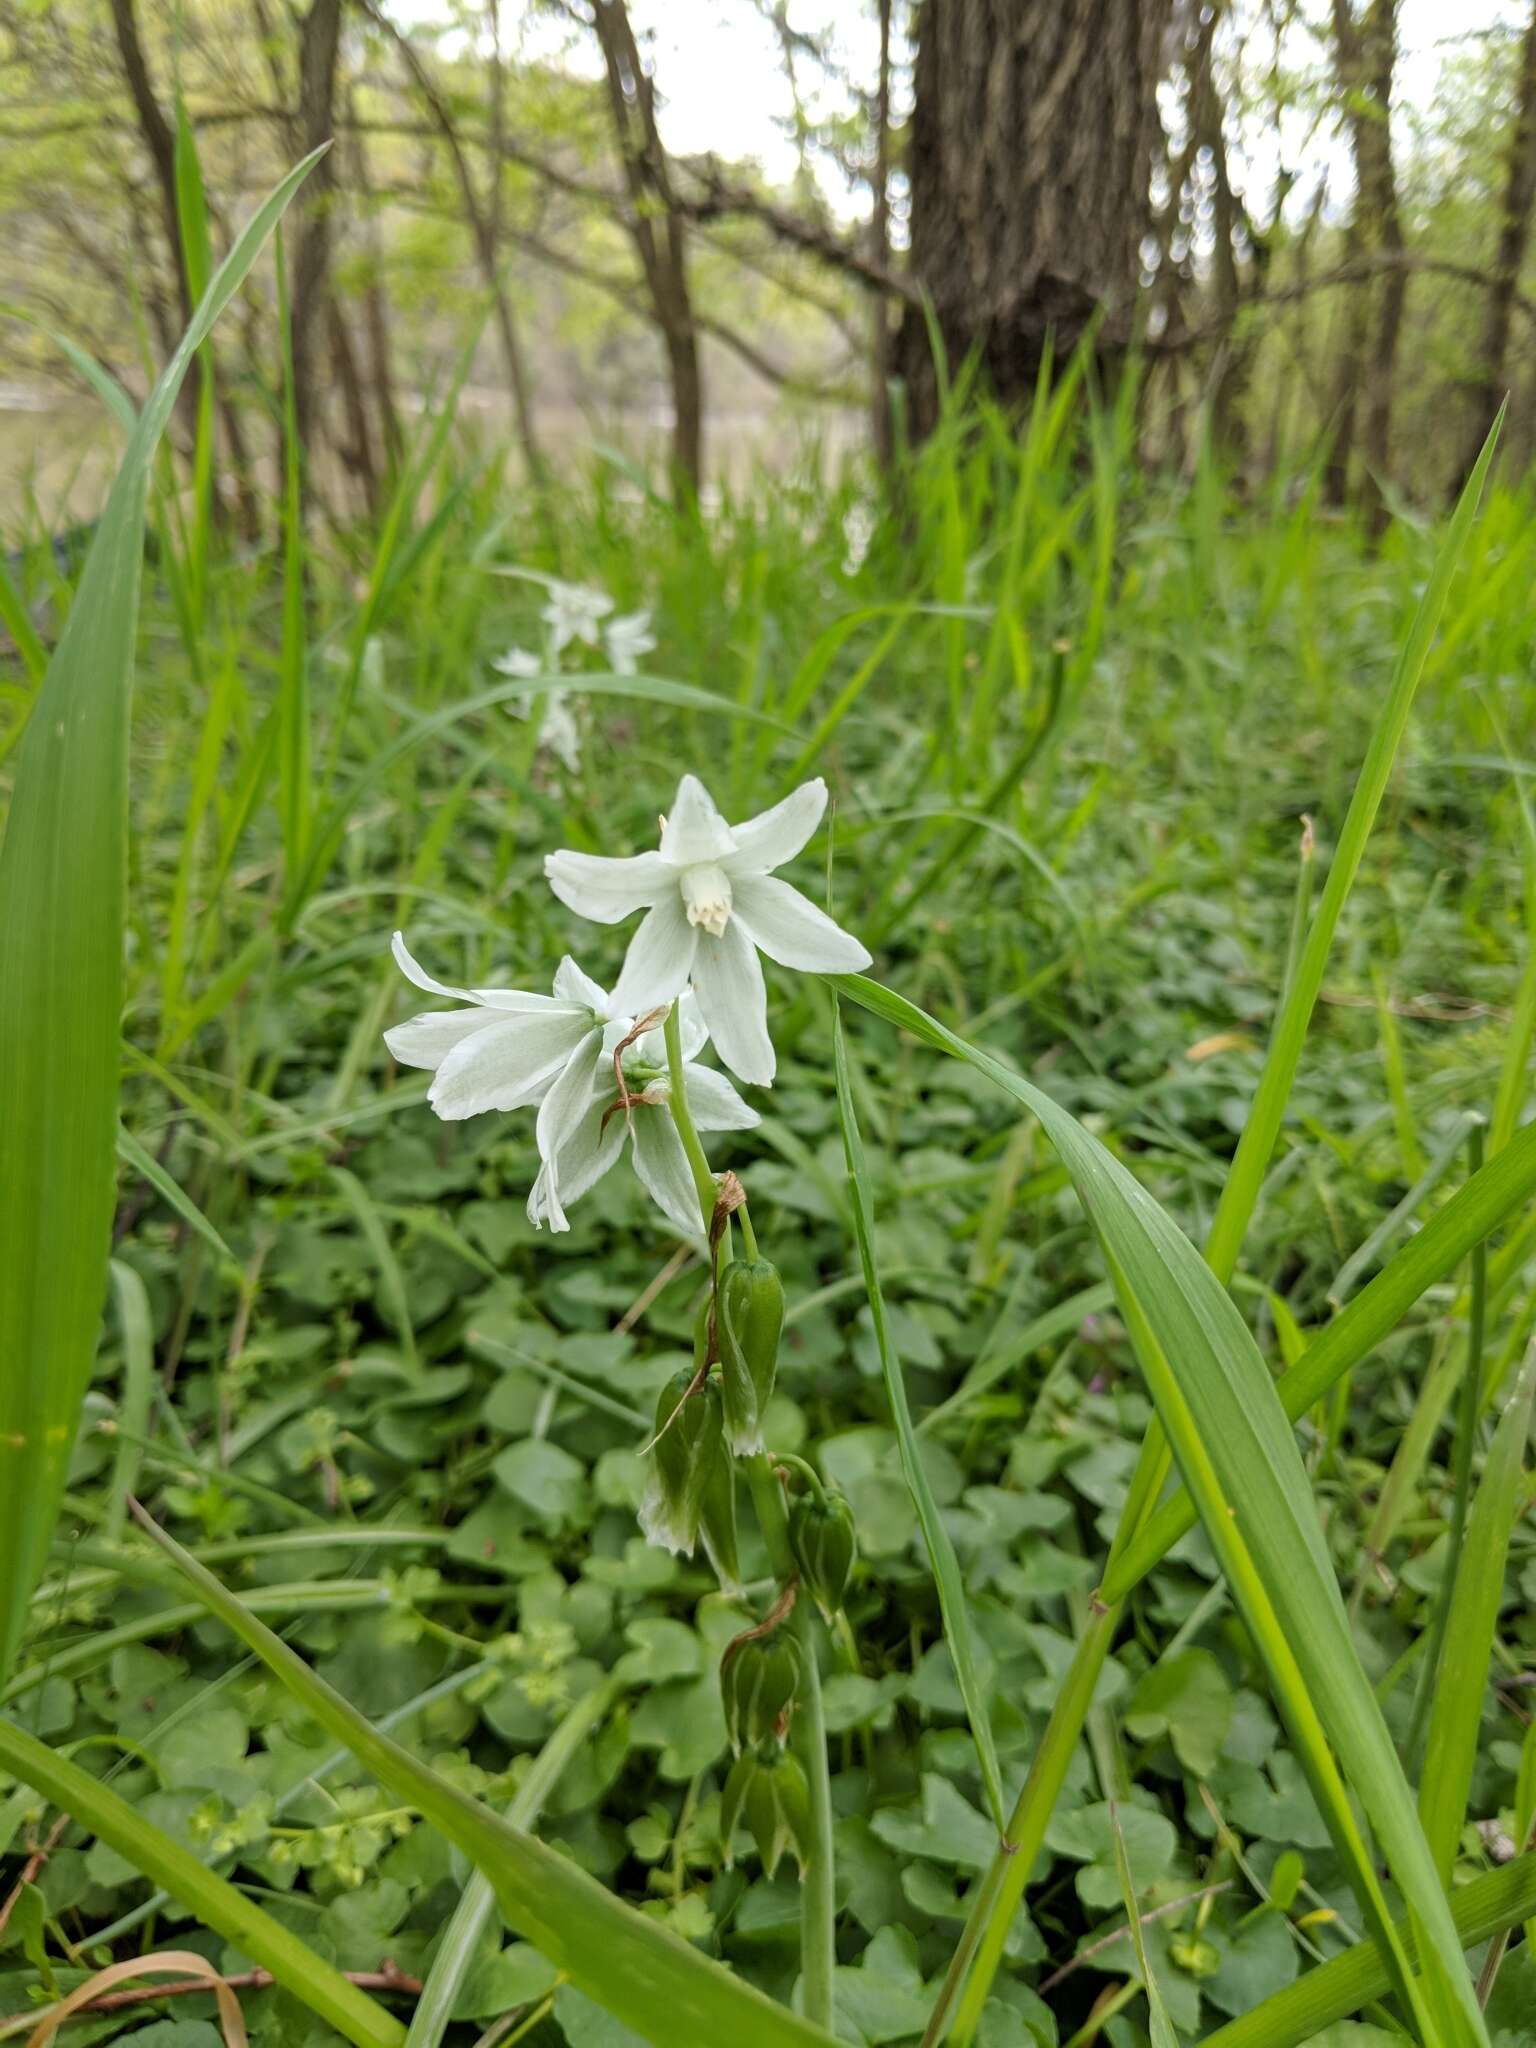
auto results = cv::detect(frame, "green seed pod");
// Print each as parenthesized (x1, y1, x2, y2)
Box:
(719, 1749, 758, 1867)
(720, 1631, 802, 1753)
(717, 1258, 784, 1454)
(638, 1369, 724, 1558)
(788, 1489, 857, 1620)
(743, 1746, 812, 1878)
(698, 1438, 740, 1593)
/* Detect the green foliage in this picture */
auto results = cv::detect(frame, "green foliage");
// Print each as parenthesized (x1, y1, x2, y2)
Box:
(3, 341, 1536, 2048)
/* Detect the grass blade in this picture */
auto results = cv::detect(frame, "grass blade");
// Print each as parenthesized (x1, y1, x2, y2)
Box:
(1204, 1851, 1536, 2048)
(1100, 1114, 1536, 1602)
(837, 974, 1490, 2047)
(104, 1259, 155, 1545)
(129, 1503, 834, 2048)
(115, 1125, 237, 1266)
(1203, 411, 1501, 1282)
(406, 1680, 619, 2048)
(1418, 1340, 1536, 1882)
(832, 1004, 1006, 1832)
(0, 1717, 404, 2048)
(0, 147, 325, 1681)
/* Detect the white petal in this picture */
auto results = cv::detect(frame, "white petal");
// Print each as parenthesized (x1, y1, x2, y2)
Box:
(545, 849, 673, 924)
(492, 646, 541, 678)
(631, 1109, 708, 1236)
(659, 775, 737, 866)
(391, 930, 576, 1013)
(384, 1009, 501, 1072)
(726, 779, 828, 874)
(527, 1091, 626, 1231)
(683, 1064, 760, 1133)
(532, 1032, 605, 1227)
(691, 919, 774, 1086)
(392, 930, 472, 1003)
(552, 957, 610, 1013)
(613, 895, 699, 1014)
(675, 988, 709, 1061)
(731, 875, 872, 973)
(428, 1012, 591, 1120)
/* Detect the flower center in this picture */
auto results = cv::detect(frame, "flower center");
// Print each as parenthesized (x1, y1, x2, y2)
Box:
(681, 863, 733, 938)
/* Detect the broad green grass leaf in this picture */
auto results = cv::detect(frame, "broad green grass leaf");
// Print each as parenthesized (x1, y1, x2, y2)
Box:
(1101, 1113, 1536, 1602)
(130, 1504, 835, 2048)
(0, 1716, 403, 2048)
(837, 975, 1489, 2047)
(1419, 1341, 1536, 1883)
(0, 147, 325, 1681)
(832, 1008, 1007, 1833)
(1202, 1852, 1536, 2048)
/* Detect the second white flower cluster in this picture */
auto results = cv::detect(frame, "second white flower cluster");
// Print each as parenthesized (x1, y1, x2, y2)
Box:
(386, 774, 870, 1237)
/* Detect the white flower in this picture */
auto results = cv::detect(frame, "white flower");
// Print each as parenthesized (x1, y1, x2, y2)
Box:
(383, 934, 755, 1235)
(842, 502, 874, 574)
(543, 774, 871, 1087)
(605, 610, 656, 674)
(492, 645, 542, 679)
(542, 579, 613, 654)
(535, 696, 582, 773)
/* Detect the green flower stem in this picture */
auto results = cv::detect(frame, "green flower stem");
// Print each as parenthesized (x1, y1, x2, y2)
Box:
(774, 1452, 828, 1505)
(0, 1716, 405, 2048)
(664, 1002, 718, 1233)
(749, 1454, 837, 2034)
(665, 1046, 835, 2037)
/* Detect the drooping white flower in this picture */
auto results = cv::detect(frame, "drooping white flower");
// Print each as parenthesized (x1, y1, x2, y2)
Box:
(544, 775, 870, 1087)
(527, 996, 757, 1236)
(494, 647, 581, 772)
(542, 579, 613, 655)
(383, 935, 754, 1235)
(605, 610, 656, 675)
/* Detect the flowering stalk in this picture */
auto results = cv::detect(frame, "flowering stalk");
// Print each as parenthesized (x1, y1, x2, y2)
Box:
(661, 1000, 836, 2030)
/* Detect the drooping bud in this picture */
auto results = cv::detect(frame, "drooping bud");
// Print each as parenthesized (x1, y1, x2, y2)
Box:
(788, 1489, 856, 1621)
(743, 1746, 812, 1878)
(716, 1258, 784, 1454)
(638, 1369, 724, 1558)
(721, 1632, 802, 1753)
(698, 1436, 740, 1592)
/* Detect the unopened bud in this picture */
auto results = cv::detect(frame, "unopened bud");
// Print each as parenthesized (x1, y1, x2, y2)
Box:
(788, 1490, 856, 1621)
(699, 1437, 740, 1592)
(717, 1258, 784, 1454)
(638, 1369, 724, 1558)
(721, 1632, 801, 1753)
(719, 1744, 812, 1878)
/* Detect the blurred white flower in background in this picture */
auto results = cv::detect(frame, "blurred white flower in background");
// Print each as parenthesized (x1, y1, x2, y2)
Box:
(841, 502, 874, 575)
(605, 610, 656, 674)
(492, 645, 541, 679)
(542, 579, 613, 654)
(545, 774, 871, 1087)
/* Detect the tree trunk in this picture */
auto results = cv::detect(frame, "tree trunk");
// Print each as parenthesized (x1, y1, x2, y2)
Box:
(1326, 0, 1403, 525)
(1453, 0, 1536, 489)
(108, 0, 260, 532)
(896, 0, 1174, 436)
(870, 0, 894, 466)
(590, 0, 703, 496)
(364, 0, 546, 490)
(291, 0, 344, 452)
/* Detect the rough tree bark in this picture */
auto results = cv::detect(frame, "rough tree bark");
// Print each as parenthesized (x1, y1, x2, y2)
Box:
(896, 0, 1175, 435)
(1325, 0, 1403, 525)
(107, 0, 259, 533)
(1453, 0, 1536, 489)
(589, 0, 704, 495)
(291, 0, 344, 453)
(870, 0, 894, 466)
